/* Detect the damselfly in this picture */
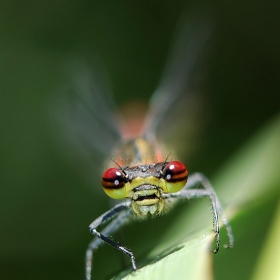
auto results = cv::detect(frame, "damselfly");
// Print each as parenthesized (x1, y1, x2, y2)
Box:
(63, 13, 234, 280)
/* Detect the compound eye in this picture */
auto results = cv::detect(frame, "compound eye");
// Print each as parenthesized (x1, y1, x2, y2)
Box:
(163, 161, 188, 193)
(102, 168, 126, 199)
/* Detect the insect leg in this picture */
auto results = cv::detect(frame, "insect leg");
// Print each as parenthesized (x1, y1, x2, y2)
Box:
(187, 173, 234, 249)
(86, 201, 135, 280)
(163, 173, 233, 253)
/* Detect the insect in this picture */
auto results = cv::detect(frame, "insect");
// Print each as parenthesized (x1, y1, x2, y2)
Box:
(85, 143, 234, 279)
(63, 14, 234, 280)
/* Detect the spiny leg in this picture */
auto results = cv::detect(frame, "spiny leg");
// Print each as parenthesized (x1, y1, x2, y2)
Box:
(86, 202, 134, 280)
(188, 173, 234, 249)
(163, 173, 233, 253)
(86, 211, 130, 280)
(164, 188, 221, 253)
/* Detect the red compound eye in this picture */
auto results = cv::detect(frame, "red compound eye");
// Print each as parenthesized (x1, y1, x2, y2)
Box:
(164, 161, 188, 182)
(163, 161, 188, 193)
(102, 168, 126, 190)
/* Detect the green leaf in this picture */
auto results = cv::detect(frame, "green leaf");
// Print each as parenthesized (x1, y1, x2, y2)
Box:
(119, 234, 213, 280)
(251, 198, 280, 280)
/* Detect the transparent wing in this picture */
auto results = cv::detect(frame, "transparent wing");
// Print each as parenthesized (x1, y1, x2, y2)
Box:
(67, 64, 121, 154)
(144, 9, 214, 159)
(55, 59, 123, 184)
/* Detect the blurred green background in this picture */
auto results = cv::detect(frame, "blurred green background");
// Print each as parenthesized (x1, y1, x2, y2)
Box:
(1, 0, 280, 279)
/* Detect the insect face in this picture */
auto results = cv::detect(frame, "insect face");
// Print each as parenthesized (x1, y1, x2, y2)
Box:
(101, 161, 188, 217)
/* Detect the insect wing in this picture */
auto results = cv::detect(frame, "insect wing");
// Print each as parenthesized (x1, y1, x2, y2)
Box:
(144, 11, 214, 160)
(56, 60, 123, 187)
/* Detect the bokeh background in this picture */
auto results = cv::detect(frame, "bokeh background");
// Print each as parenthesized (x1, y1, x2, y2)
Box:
(1, 0, 280, 280)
